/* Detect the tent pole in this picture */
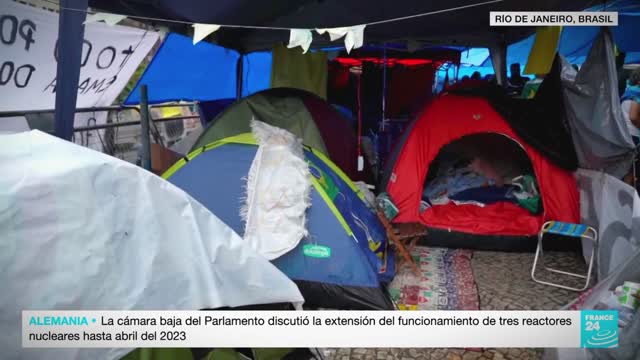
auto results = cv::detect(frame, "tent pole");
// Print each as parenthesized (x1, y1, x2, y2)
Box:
(139, 85, 152, 171)
(53, 0, 88, 140)
(489, 39, 508, 87)
(236, 55, 244, 99)
(381, 45, 388, 132)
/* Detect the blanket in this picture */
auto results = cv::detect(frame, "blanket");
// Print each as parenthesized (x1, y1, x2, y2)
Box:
(242, 120, 311, 260)
(389, 247, 479, 310)
(423, 167, 541, 214)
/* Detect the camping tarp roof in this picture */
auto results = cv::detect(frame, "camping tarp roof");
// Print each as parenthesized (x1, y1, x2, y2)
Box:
(126, 38, 463, 104)
(88, 0, 597, 51)
(459, 0, 640, 70)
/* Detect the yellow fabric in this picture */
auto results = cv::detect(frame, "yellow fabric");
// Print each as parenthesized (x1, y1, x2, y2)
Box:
(524, 26, 562, 75)
(160, 106, 182, 118)
(271, 44, 327, 99)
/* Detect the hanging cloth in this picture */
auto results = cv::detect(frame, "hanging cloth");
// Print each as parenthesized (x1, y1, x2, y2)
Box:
(242, 120, 312, 260)
(524, 26, 562, 75)
(271, 44, 328, 99)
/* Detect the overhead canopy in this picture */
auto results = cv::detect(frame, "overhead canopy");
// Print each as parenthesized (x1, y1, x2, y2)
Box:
(460, 0, 640, 70)
(88, 0, 597, 51)
(332, 46, 462, 66)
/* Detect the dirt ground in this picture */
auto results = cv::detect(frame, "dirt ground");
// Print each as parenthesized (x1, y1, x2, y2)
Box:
(323, 250, 588, 360)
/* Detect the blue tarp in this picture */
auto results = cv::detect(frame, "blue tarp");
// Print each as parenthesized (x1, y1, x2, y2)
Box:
(612, 13, 640, 53)
(125, 33, 239, 104)
(241, 51, 272, 98)
(460, 1, 640, 73)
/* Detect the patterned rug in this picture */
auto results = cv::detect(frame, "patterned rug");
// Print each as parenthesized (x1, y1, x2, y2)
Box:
(388, 246, 479, 310)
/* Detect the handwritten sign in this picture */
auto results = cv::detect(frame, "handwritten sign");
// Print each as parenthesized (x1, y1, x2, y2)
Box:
(0, 1, 158, 112)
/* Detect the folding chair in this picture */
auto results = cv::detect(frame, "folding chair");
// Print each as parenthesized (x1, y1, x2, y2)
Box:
(376, 209, 427, 277)
(531, 221, 598, 292)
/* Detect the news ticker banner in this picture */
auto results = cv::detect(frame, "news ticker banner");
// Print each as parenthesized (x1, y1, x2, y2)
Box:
(490, 12, 618, 26)
(23, 310, 618, 348)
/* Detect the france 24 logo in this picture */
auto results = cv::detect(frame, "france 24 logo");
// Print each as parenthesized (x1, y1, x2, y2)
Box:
(581, 310, 618, 348)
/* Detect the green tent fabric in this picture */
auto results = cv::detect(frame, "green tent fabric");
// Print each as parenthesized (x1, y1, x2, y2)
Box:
(191, 91, 328, 154)
(189, 88, 373, 183)
(270, 44, 327, 99)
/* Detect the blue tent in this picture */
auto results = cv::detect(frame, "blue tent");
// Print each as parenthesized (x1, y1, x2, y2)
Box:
(164, 138, 395, 310)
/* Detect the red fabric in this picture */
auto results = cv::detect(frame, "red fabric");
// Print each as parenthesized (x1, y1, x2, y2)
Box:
(335, 57, 436, 67)
(386, 94, 579, 236)
(302, 96, 374, 183)
(421, 202, 542, 236)
(386, 65, 435, 117)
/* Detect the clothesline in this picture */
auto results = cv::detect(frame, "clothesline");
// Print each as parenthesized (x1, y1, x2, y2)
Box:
(40, 0, 504, 53)
(41, 0, 503, 31)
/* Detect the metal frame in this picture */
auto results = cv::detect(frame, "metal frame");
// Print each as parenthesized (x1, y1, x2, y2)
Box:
(0, 103, 200, 163)
(531, 221, 598, 292)
(0, 102, 199, 118)
(0, 103, 199, 133)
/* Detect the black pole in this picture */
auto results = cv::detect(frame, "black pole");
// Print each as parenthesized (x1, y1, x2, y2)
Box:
(54, 0, 88, 140)
(139, 85, 152, 171)
(236, 55, 244, 100)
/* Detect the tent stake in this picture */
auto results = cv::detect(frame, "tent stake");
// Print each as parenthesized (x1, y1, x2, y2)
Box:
(139, 84, 152, 171)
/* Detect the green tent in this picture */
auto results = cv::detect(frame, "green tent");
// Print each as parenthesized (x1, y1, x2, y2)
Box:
(193, 89, 328, 153)
(191, 88, 371, 182)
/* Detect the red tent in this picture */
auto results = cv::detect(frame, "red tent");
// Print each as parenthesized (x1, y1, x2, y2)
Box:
(385, 93, 580, 245)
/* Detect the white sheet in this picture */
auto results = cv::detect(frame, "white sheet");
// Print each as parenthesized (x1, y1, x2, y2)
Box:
(0, 130, 303, 360)
(242, 120, 311, 260)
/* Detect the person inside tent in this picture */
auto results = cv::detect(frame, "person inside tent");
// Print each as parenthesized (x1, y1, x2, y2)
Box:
(621, 67, 640, 146)
(508, 63, 527, 94)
